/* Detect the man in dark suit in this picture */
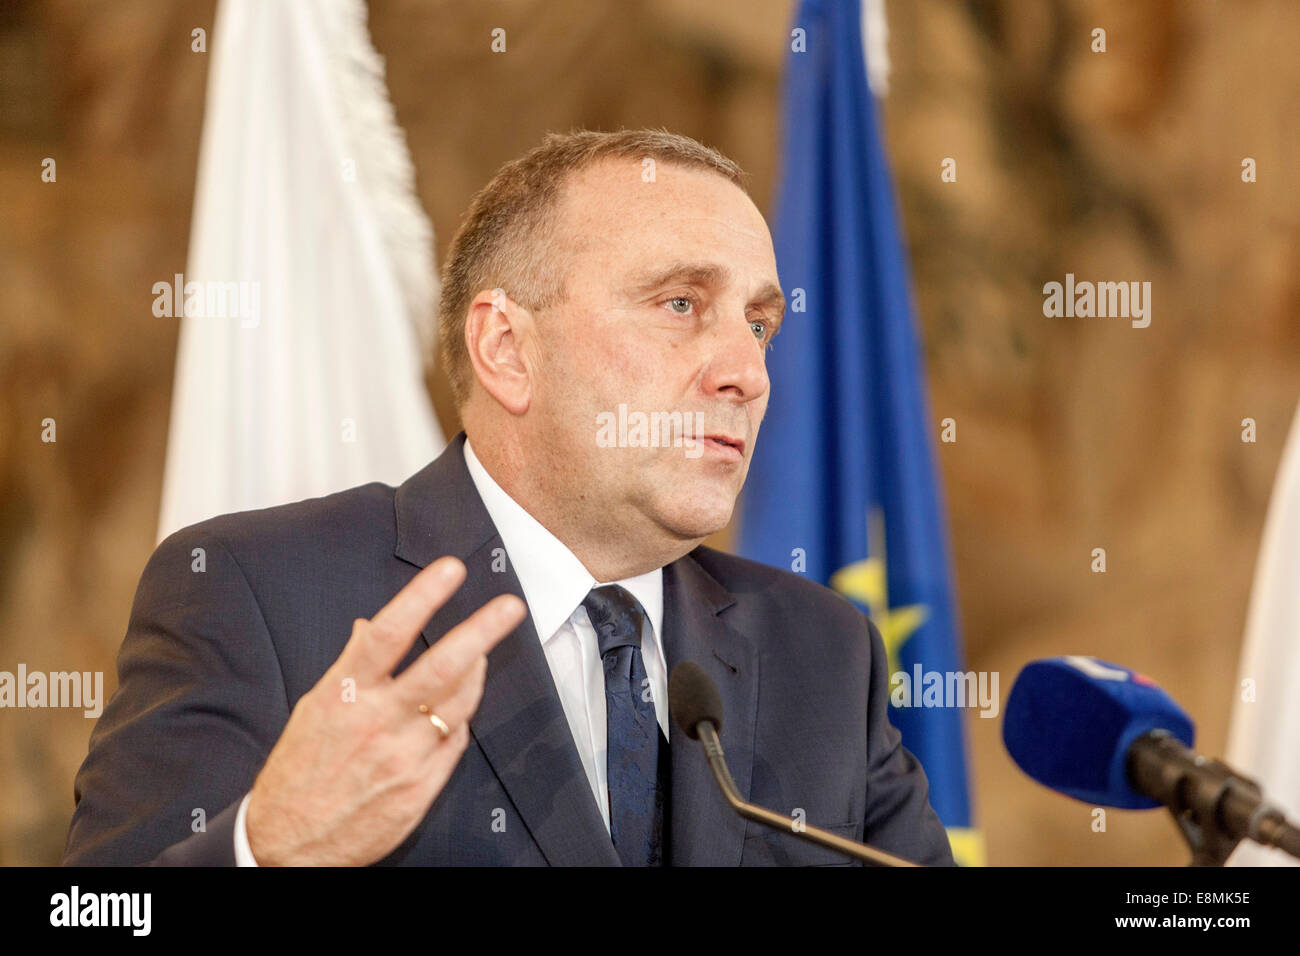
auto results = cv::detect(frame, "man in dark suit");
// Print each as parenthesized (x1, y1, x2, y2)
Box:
(64, 129, 955, 866)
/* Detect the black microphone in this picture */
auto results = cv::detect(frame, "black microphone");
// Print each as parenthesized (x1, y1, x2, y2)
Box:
(668, 661, 921, 867)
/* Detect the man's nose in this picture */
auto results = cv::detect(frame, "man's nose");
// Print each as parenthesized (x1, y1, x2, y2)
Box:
(699, 311, 770, 404)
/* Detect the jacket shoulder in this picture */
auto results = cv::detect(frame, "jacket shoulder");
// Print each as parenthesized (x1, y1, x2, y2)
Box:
(157, 482, 398, 560)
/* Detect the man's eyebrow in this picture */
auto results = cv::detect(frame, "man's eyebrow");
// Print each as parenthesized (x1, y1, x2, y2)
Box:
(625, 261, 787, 321)
(625, 261, 732, 296)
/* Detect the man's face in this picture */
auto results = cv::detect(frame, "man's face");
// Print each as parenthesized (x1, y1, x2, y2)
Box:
(527, 158, 783, 545)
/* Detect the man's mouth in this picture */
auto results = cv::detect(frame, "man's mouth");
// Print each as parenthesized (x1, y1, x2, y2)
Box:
(699, 434, 745, 461)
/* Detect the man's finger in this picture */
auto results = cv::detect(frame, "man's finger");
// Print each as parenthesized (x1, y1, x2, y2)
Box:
(393, 593, 526, 704)
(342, 557, 466, 683)
(407, 656, 489, 743)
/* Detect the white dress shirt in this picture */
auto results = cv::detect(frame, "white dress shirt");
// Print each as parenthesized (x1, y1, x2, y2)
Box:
(233, 437, 668, 864)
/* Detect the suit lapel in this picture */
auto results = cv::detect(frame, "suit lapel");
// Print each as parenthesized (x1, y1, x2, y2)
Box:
(662, 552, 758, 866)
(394, 434, 619, 866)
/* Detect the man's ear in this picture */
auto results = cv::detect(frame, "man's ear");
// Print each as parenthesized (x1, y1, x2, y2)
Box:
(463, 288, 533, 416)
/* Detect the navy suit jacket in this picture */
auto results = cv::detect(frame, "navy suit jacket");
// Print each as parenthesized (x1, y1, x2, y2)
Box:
(63, 433, 955, 866)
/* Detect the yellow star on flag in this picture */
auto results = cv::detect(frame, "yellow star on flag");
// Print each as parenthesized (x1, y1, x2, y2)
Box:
(828, 509, 928, 678)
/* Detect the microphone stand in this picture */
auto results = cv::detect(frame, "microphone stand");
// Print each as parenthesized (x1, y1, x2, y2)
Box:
(1129, 729, 1286, 867)
(697, 722, 919, 868)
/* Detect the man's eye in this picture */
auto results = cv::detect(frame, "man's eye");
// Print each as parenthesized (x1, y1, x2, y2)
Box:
(749, 319, 767, 340)
(666, 296, 694, 314)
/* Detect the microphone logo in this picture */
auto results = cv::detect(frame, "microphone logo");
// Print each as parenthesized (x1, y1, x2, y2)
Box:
(1062, 655, 1129, 681)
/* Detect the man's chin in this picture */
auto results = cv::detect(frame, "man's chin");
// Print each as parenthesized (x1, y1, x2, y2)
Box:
(653, 496, 737, 543)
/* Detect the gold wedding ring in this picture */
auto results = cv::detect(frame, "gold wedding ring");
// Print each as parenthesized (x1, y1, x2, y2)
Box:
(417, 704, 452, 739)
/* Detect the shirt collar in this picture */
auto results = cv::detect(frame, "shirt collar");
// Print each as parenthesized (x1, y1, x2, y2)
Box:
(462, 438, 664, 646)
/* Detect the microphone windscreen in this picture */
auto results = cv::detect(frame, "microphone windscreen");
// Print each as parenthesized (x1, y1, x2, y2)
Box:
(1002, 656, 1195, 809)
(669, 661, 723, 740)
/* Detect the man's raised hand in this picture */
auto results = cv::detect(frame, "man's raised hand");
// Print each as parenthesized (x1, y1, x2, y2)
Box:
(244, 556, 526, 866)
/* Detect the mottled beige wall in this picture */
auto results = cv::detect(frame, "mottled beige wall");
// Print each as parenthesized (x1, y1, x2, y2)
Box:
(885, 0, 1300, 864)
(1, 0, 1295, 865)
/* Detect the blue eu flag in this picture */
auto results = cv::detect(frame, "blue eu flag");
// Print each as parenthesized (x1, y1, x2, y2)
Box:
(738, 0, 983, 865)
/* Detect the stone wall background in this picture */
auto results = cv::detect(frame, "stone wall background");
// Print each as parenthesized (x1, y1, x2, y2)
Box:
(1, 0, 1296, 865)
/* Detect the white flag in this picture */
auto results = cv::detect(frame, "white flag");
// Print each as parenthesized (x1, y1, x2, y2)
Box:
(1227, 400, 1300, 866)
(158, 0, 443, 542)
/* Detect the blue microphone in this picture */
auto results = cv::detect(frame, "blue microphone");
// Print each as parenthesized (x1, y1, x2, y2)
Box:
(1004, 656, 1300, 862)
(1003, 655, 1193, 809)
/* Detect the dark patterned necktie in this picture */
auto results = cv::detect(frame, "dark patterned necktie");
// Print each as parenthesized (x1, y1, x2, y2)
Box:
(582, 585, 664, 866)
